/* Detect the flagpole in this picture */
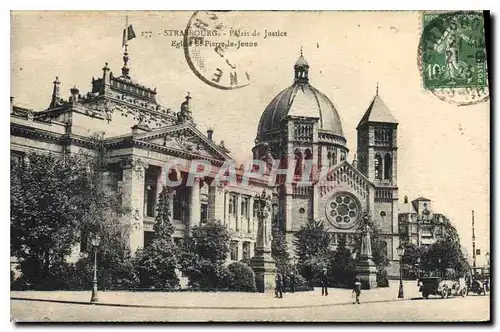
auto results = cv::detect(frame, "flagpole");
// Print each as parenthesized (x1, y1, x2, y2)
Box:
(124, 15, 129, 51)
(122, 15, 130, 78)
(472, 209, 476, 268)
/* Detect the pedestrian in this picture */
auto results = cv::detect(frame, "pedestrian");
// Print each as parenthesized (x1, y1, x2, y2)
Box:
(275, 272, 283, 298)
(353, 277, 362, 304)
(484, 276, 489, 293)
(321, 268, 328, 296)
(290, 271, 296, 294)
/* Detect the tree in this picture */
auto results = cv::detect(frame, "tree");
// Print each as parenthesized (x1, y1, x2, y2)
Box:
(134, 186, 179, 289)
(180, 221, 231, 289)
(271, 217, 291, 273)
(424, 239, 470, 277)
(293, 220, 332, 284)
(11, 152, 82, 287)
(329, 234, 356, 286)
(441, 215, 460, 244)
(11, 132, 133, 290)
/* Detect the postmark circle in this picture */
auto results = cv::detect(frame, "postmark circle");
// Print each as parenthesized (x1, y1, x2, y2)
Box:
(418, 11, 489, 106)
(183, 11, 253, 90)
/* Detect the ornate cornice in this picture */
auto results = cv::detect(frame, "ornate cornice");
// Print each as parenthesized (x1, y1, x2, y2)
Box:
(11, 123, 65, 143)
(133, 139, 225, 165)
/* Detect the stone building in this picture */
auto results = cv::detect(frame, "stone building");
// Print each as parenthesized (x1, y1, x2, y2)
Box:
(11, 49, 404, 276)
(398, 196, 449, 247)
(253, 51, 401, 276)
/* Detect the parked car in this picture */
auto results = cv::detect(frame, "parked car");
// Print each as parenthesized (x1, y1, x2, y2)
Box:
(468, 267, 490, 296)
(419, 276, 466, 299)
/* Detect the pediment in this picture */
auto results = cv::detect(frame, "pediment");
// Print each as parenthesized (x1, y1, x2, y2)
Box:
(134, 123, 232, 162)
(318, 161, 373, 199)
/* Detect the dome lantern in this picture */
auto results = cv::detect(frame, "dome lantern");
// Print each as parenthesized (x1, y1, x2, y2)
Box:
(294, 47, 309, 83)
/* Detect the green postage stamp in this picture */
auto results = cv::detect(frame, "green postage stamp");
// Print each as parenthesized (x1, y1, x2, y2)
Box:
(420, 11, 487, 90)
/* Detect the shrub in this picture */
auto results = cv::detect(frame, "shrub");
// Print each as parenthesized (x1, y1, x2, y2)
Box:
(221, 262, 256, 292)
(180, 221, 230, 289)
(283, 272, 313, 292)
(132, 240, 179, 290)
(376, 268, 389, 288)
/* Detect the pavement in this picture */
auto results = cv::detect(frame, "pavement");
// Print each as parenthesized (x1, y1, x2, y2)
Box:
(10, 287, 490, 322)
(11, 280, 424, 309)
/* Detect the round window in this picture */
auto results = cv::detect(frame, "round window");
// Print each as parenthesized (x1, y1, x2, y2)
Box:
(299, 207, 306, 214)
(325, 192, 361, 229)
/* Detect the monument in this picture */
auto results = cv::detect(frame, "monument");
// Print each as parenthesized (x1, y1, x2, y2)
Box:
(355, 213, 378, 289)
(250, 189, 277, 293)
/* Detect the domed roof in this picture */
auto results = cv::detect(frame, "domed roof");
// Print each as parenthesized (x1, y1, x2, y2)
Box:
(256, 53, 344, 141)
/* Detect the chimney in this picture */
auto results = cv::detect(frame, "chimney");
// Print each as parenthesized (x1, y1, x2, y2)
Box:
(131, 124, 151, 135)
(207, 128, 214, 141)
(102, 62, 111, 87)
(352, 153, 358, 169)
(10, 96, 14, 114)
(50, 76, 61, 108)
(404, 195, 408, 204)
(70, 86, 80, 104)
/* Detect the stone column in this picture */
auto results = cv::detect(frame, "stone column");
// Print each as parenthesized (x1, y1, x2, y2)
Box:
(250, 242, 255, 258)
(208, 184, 216, 221)
(238, 241, 243, 261)
(121, 157, 147, 254)
(189, 178, 201, 235)
(224, 191, 229, 227)
(214, 186, 225, 223)
(158, 165, 167, 190)
(235, 194, 241, 232)
(249, 196, 255, 233)
(208, 182, 225, 223)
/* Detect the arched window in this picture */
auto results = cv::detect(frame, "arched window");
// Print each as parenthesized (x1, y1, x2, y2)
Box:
(294, 149, 303, 177)
(381, 241, 388, 258)
(304, 149, 313, 180)
(384, 153, 392, 180)
(327, 151, 332, 167)
(374, 153, 382, 180)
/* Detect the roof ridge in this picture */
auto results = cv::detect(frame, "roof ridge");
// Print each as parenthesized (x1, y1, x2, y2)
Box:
(357, 94, 398, 129)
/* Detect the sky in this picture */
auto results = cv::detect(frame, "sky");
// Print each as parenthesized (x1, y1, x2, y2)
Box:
(10, 11, 490, 264)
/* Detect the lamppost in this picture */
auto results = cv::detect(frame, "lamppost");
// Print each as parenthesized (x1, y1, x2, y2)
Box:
(397, 244, 405, 299)
(438, 257, 442, 278)
(416, 257, 421, 280)
(90, 233, 101, 303)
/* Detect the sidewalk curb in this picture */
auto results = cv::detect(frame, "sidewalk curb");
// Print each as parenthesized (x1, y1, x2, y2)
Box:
(10, 296, 420, 310)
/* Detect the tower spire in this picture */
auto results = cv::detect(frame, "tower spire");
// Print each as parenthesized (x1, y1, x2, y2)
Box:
(294, 47, 309, 83)
(376, 82, 379, 96)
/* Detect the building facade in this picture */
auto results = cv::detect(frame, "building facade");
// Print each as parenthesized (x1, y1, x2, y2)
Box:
(11, 50, 404, 276)
(398, 196, 449, 247)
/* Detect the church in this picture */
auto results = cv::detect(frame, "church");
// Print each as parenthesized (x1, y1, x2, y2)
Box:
(10, 47, 403, 276)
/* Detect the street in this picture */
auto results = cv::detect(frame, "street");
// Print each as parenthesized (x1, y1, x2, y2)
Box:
(11, 294, 489, 322)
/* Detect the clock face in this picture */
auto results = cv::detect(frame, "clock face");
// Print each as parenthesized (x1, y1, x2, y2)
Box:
(326, 192, 361, 229)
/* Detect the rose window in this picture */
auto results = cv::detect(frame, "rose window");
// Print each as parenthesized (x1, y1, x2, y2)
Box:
(326, 193, 360, 229)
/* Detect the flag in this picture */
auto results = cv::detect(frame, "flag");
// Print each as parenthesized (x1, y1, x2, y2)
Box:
(122, 24, 136, 47)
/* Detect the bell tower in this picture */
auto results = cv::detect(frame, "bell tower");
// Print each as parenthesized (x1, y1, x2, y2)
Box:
(356, 84, 398, 186)
(356, 84, 400, 270)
